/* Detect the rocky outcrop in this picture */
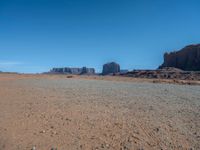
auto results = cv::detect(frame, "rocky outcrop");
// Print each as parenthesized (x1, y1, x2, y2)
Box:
(102, 62, 120, 75)
(159, 44, 200, 71)
(50, 67, 95, 75)
(120, 69, 129, 74)
(80, 67, 95, 75)
(123, 67, 200, 81)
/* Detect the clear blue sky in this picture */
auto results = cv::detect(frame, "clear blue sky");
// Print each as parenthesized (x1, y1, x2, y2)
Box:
(0, 0, 200, 73)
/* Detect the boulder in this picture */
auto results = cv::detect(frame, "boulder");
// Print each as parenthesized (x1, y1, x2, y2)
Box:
(159, 44, 200, 71)
(102, 62, 120, 75)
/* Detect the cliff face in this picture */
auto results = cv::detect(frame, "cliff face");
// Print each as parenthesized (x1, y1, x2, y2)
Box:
(50, 67, 95, 75)
(80, 67, 95, 75)
(102, 62, 120, 75)
(159, 44, 200, 71)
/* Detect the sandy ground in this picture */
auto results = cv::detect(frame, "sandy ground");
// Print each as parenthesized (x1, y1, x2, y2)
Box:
(0, 74, 200, 150)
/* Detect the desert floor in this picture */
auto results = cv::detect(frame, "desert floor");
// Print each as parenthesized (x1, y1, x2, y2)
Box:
(0, 74, 200, 150)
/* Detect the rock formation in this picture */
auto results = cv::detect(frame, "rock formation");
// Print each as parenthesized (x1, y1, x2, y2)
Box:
(50, 67, 95, 75)
(120, 69, 129, 74)
(102, 62, 120, 75)
(159, 44, 200, 71)
(123, 67, 200, 81)
(80, 67, 95, 75)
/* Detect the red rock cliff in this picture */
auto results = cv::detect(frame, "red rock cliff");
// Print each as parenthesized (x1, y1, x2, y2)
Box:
(159, 44, 200, 71)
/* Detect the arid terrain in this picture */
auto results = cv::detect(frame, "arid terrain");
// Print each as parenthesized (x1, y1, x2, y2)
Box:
(0, 74, 200, 150)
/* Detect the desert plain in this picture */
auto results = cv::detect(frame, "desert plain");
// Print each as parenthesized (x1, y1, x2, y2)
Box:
(0, 74, 200, 150)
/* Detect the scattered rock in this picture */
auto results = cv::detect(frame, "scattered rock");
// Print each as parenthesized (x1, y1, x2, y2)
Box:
(155, 127, 159, 132)
(123, 68, 200, 81)
(40, 130, 46, 133)
(66, 75, 73, 78)
(106, 143, 110, 148)
(31, 146, 36, 150)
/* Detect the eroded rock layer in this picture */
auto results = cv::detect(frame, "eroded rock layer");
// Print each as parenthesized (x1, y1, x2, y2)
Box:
(159, 44, 200, 71)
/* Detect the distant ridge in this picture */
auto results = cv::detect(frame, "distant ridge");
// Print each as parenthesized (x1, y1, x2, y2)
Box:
(49, 67, 95, 75)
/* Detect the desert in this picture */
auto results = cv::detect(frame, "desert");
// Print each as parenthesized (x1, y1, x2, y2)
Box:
(1, 1, 200, 149)
(0, 73, 199, 150)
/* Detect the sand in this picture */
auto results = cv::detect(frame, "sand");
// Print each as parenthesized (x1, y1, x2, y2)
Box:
(0, 74, 200, 150)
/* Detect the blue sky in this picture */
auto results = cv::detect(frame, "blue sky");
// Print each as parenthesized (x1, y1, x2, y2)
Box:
(0, 0, 200, 73)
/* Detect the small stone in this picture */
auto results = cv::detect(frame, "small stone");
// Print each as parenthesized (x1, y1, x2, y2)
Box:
(31, 146, 36, 150)
(40, 130, 45, 133)
(156, 128, 159, 132)
(106, 144, 110, 148)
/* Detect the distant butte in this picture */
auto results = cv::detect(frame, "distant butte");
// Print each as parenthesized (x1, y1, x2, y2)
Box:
(50, 67, 95, 75)
(159, 44, 200, 71)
